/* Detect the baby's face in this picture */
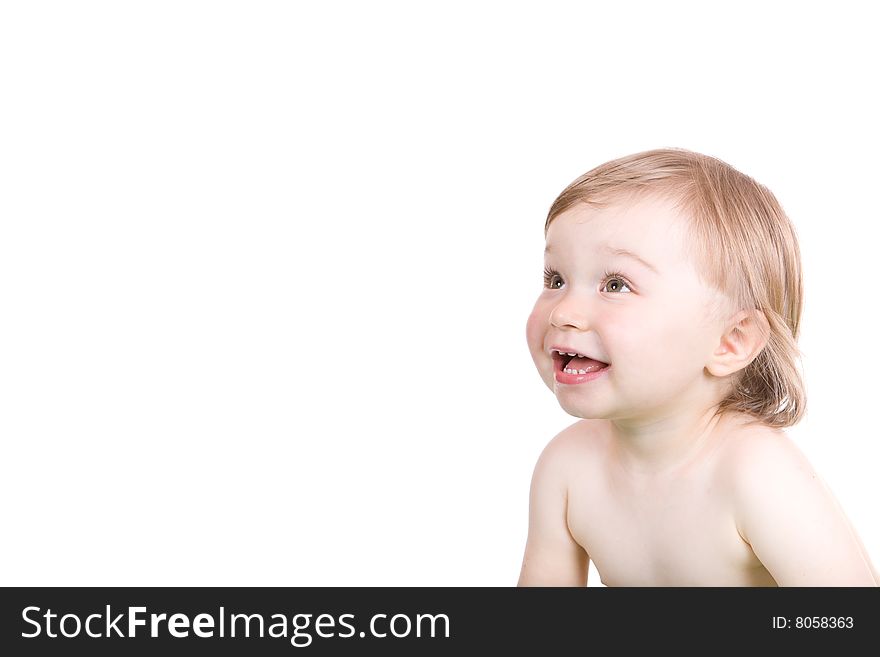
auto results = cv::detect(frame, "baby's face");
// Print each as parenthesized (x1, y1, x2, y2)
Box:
(526, 195, 728, 420)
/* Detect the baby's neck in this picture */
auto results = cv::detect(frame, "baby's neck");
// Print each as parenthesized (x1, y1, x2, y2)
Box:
(606, 405, 729, 478)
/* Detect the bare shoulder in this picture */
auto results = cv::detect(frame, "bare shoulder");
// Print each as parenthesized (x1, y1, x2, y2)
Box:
(529, 419, 610, 513)
(518, 420, 603, 586)
(718, 420, 813, 486)
(713, 419, 815, 535)
(537, 419, 607, 475)
(718, 418, 878, 585)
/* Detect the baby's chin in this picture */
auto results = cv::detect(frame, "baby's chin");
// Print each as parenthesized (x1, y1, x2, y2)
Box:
(548, 372, 612, 418)
(556, 396, 605, 419)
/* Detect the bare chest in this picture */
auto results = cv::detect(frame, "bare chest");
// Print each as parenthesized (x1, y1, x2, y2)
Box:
(567, 468, 776, 587)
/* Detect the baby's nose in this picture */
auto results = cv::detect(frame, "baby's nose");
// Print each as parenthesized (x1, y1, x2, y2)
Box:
(550, 306, 587, 330)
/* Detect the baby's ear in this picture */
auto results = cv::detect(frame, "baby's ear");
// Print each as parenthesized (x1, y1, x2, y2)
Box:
(706, 308, 770, 378)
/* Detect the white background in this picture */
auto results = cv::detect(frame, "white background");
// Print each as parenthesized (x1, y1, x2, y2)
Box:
(1, 1, 877, 586)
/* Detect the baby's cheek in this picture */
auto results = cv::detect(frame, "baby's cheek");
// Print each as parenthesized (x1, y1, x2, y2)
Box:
(525, 308, 544, 355)
(525, 309, 554, 389)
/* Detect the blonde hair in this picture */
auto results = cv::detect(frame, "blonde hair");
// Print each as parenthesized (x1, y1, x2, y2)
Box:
(546, 147, 805, 428)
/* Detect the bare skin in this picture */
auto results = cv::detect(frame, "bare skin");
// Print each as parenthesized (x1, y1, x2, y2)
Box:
(518, 196, 878, 586)
(518, 414, 879, 586)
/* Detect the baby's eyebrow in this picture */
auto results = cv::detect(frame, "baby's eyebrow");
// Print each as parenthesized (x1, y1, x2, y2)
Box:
(544, 243, 659, 275)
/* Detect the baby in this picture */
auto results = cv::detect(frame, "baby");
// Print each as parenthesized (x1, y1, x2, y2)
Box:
(518, 147, 878, 587)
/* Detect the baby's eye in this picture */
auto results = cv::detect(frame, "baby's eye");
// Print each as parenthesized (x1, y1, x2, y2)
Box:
(601, 273, 632, 294)
(543, 267, 563, 289)
(543, 267, 632, 294)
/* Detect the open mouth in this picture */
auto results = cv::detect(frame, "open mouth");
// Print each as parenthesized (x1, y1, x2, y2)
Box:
(552, 351, 610, 373)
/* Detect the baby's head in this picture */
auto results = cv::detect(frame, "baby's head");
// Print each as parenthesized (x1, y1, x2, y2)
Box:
(525, 147, 805, 428)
